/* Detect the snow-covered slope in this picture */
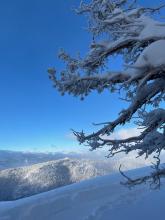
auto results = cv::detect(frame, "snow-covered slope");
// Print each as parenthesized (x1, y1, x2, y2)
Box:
(0, 150, 155, 201)
(0, 166, 164, 220)
(0, 158, 115, 201)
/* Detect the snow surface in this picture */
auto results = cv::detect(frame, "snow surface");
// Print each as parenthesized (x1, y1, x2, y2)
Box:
(0, 166, 164, 220)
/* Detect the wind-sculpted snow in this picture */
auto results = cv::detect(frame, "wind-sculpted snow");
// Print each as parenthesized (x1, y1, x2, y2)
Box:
(0, 166, 164, 220)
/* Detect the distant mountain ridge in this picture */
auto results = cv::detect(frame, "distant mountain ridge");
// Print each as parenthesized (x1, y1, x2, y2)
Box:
(0, 150, 68, 170)
(0, 150, 152, 170)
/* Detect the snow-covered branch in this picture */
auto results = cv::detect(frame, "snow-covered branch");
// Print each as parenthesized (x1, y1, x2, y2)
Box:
(48, 0, 165, 174)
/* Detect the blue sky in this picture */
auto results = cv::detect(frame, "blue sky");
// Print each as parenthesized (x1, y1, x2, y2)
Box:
(0, 0, 164, 152)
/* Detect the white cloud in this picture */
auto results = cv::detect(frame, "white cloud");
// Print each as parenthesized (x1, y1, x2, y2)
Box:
(109, 127, 142, 140)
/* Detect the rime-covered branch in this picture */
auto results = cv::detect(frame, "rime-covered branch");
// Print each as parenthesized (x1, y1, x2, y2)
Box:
(48, 0, 165, 182)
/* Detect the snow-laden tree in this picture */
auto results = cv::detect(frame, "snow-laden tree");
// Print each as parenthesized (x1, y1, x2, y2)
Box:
(48, 0, 165, 186)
